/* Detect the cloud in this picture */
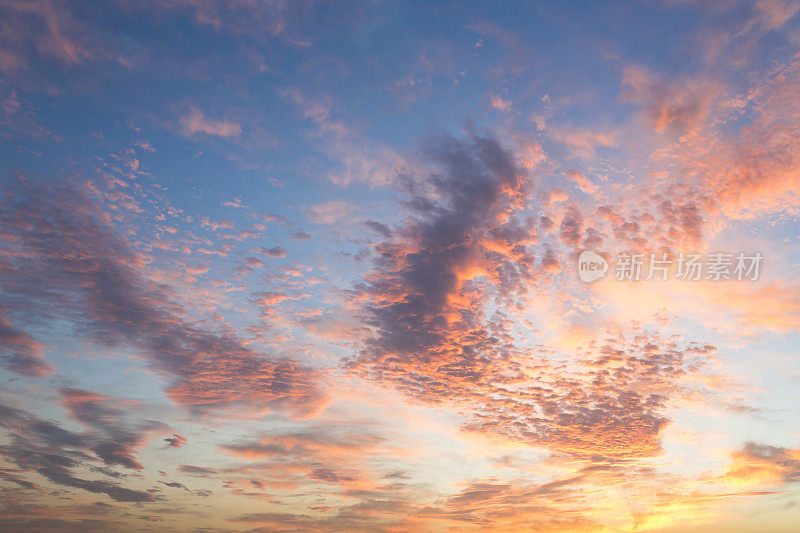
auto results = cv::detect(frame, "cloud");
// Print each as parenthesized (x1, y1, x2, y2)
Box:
(558, 206, 584, 247)
(180, 108, 241, 138)
(280, 88, 332, 122)
(691, 59, 800, 219)
(255, 246, 287, 258)
(0, 401, 156, 502)
(750, 0, 800, 32)
(620, 65, 721, 134)
(307, 200, 355, 225)
(490, 94, 512, 112)
(280, 89, 402, 187)
(587, 184, 709, 252)
(0, 0, 104, 71)
(164, 434, 187, 448)
(178, 464, 219, 476)
(0, 177, 327, 419)
(59, 388, 166, 470)
(135, 0, 313, 47)
(0, 315, 54, 377)
(722, 442, 800, 486)
(564, 168, 598, 195)
(351, 130, 533, 378)
(547, 124, 619, 159)
(215, 422, 390, 500)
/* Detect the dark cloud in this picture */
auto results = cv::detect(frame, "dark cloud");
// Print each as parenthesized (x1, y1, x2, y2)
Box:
(363, 220, 392, 237)
(0, 403, 155, 502)
(0, 469, 41, 490)
(308, 468, 355, 483)
(558, 206, 583, 247)
(350, 131, 532, 386)
(255, 246, 287, 258)
(158, 480, 190, 491)
(59, 388, 166, 470)
(178, 464, 218, 476)
(164, 434, 187, 448)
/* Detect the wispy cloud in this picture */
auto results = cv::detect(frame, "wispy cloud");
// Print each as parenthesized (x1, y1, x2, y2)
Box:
(180, 108, 241, 138)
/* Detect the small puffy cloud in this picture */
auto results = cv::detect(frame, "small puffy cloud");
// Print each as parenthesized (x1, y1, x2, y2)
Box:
(548, 124, 619, 159)
(279, 88, 332, 122)
(180, 108, 241, 138)
(490, 94, 512, 112)
(164, 434, 188, 448)
(565, 168, 598, 195)
(255, 246, 287, 258)
(307, 200, 354, 225)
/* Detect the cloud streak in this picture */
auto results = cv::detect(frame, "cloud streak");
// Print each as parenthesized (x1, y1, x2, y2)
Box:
(0, 177, 326, 418)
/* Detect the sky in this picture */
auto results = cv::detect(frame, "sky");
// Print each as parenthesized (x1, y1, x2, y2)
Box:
(1, 0, 800, 531)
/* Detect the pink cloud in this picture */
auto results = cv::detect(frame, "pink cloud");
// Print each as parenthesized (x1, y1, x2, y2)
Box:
(180, 108, 241, 138)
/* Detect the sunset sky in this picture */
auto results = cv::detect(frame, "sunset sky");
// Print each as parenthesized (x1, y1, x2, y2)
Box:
(1, 1, 800, 531)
